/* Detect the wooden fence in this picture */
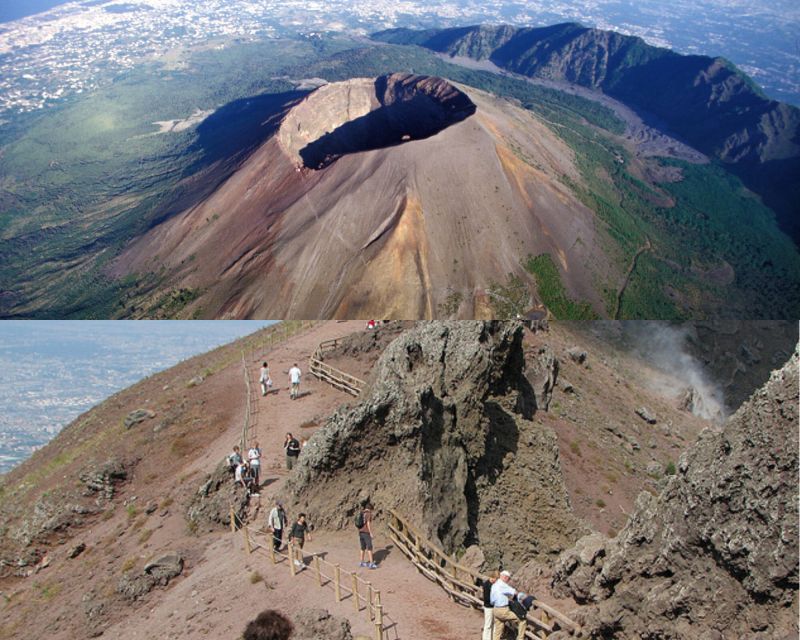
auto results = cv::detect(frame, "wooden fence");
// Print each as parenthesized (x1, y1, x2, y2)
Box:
(386, 509, 579, 639)
(231, 509, 387, 640)
(309, 338, 365, 397)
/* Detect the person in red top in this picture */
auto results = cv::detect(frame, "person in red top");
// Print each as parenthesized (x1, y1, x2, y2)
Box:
(357, 501, 377, 569)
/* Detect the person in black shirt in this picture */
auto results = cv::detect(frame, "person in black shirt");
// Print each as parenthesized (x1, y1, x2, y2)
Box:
(290, 513, 311, 571)
(284, 432, 301, 470)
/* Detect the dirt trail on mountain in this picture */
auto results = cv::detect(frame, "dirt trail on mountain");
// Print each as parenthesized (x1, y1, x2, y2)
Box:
(98, 319, 482, 640)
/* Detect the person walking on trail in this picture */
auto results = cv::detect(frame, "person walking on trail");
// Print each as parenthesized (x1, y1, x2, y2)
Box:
(491, 570, 527, 640)
(289, 513, 311, 570)
(356, 502, 378, 569)
(284, 432, 301, 470)
(227, 445, 242, 473)
(259, 361, 272, 397)
(480, 570, 499, 640)
(288, 363, 302, 399)
(268, 500, 287, 552)
(235, 460, 252, 495)
(248, 441, 262, 489)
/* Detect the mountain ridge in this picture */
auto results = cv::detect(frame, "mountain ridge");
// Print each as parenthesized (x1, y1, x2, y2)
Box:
(373, 23, 800, 241)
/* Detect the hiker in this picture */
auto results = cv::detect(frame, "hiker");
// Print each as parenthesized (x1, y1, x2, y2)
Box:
(267, 500, 287, 552)
(228, 445, 242, 473)
(235, 460, 251, 493)
(480, 570, 499, 640)
(356, 501, 377, 569)
(248, 441, 262, 489)
(284, 432, 301, 470)
(288, 363, 302, 399)
(246, 463, 260, 497)
(259, 361, 272, 397)
(242, 609, 293, 640)
(289, 513, 311, 570)
(491, 570, 527, 640)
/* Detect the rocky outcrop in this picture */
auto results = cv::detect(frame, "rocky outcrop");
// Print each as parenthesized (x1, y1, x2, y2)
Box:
(123, 409, 156, 429)
(293, 608, 353, 640)
(186, 462, 248, 532)
(552, 346, 799, 639)
(80, 458, 129, 500)
(287, 321, 585, 566)
(117, 553, 184, 602)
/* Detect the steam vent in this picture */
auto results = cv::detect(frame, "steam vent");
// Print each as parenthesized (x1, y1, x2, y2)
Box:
(278, 73, 477, 169)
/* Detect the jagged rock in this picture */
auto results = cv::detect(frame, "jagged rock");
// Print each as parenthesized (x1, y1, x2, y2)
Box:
(145, 501, 158, 515)
(526, 345, 559, 411)
(559, 378, 575, 394)
(287, 321, 585, 567)
(293, 608, 353, 640)
(460, 545, 486, 573)
(566, 347, 588, 365)
(80, 459, 128, 500)
(82, 590, 107, 637)
(552, 346, 799, 639)
(551, 533, 609, 603)
(186, 462, 248, 531)
(187, 376, 204, 388)
(68, 543, 86, 559)
(635, 406, 657, 424)
(144, 553, 183, 584)
(117, 572, 156, 601)
(645, 461, 662, 477)
(124, 409, 155, 429)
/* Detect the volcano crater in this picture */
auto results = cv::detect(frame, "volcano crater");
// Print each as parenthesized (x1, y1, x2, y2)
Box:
(278, 73, 476, 169)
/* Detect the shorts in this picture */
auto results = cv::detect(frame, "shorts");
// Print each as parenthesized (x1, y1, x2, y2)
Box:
(359, 531, 373, 551)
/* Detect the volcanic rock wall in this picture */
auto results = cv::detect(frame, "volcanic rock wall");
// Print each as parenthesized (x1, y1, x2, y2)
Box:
(552, 345, 799, 639)
(285, 321, 585, 567)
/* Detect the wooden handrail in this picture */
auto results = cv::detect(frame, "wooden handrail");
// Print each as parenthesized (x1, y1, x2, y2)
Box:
(308, 338, 366, 397)
(387, 509, 580, 637)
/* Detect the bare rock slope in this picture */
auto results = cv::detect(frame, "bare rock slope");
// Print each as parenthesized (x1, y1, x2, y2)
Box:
(286, 321, 586, 567)
(552, 345, 799, 639)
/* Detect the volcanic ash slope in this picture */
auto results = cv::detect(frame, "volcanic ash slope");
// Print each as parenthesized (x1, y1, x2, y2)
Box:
(551, 344, 799, 639)
(285, 320, 586, 568)
(115, 73, 611, 319)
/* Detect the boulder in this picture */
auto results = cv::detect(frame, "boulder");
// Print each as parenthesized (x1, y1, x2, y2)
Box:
(144, 553, 183, 584)
(635, 406, 657, 424)
(68, 543, 86, 559)
(293, 608, 353, 640)
(460, 545, 486, 573)
(116, 572, 156, 601)
(124, 409, 155, 429)
(566, 347, 588, 365)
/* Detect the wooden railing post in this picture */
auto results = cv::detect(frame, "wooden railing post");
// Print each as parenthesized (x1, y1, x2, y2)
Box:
(314, 555, 322, 587)
(367, 582, 374, 620)
(334, 564, 342, 602)
(288, 542, 296, 576)
(269, 538, 276, 564)
(374, 602, 383, 640)
(352, 574, 360, 613)
(229, 506, 236, 533)
(243, 525, 252, 553)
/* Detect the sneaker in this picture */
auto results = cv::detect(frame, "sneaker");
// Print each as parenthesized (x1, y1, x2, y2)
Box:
(359, 562, 367, 568)
(368, 562, 378, 569)
(294, 560, 303, 568)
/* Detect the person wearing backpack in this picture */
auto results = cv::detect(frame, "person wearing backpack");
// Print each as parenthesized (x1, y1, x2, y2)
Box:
(356, 501, 377, 569)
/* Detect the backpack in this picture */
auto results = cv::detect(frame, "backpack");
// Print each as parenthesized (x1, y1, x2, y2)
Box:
(354, 511, 365, 528)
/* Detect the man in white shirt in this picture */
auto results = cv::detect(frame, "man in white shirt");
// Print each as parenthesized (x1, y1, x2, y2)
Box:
(288, 363, 302, 400)
(491, 570, 527, 640)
